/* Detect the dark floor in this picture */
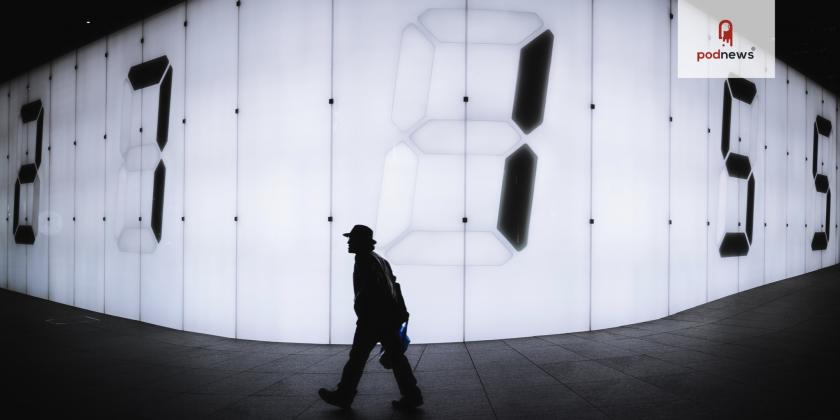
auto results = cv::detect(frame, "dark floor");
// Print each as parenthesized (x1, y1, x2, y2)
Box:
(2, 266, 839, 419)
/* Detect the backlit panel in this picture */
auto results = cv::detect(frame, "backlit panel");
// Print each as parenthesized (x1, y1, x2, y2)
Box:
(786, 70, 807, 277)
(237, 0, 332, 342)
(48, 53, 76, 305)
(104, 24, 142, 320)
(183, 0, 238, 339)
(669, 0, 709, 313)
(764, 61, 788, 283)
(737, 78, 765, 292)
(591, 0, 669, 329)
(74, 40, 107, 312)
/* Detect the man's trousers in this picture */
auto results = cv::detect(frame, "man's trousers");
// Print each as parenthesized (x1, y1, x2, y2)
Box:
(337, 321, 421, 399)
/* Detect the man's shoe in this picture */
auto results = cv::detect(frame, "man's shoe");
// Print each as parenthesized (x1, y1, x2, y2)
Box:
(318, 388, 354, 409)
(391, 394, 423, 411)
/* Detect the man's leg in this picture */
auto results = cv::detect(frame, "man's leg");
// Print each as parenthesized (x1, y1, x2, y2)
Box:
(336, 323, 378, 396)
(379, 326, 421, 400)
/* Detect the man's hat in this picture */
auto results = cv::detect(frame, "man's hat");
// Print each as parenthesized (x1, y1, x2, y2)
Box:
(342, 224, 376, 244)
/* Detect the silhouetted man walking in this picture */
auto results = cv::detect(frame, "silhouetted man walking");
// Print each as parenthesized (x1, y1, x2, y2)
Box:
(318, 224, 423, 410)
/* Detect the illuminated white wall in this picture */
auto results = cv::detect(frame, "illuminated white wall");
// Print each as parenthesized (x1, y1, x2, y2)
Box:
(1, 0, 837, 344)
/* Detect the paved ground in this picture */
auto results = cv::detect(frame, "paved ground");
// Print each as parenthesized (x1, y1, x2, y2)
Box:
(2, 265, 839, 419)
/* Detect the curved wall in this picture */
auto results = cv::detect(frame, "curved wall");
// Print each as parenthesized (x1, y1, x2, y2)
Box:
(1, 0, 837, 344)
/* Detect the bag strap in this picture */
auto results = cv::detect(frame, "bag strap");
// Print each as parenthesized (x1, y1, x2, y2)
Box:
(371, 253, 397, 299)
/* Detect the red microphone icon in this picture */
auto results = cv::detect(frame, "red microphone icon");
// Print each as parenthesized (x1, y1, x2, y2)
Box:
(718, 19, 733, 47)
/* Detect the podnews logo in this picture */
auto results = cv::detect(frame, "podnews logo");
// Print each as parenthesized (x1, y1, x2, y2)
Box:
(696, 19, 756, 62)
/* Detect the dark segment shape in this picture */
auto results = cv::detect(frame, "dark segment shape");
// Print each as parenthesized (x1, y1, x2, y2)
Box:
(13, 164, 39, 245)
(827, 190, 832, 242)
(127, 57, 172, 151)
(127, 56, 170, 90)
(815, 174, 829, 193)
(512, 30, 553, 134)
(151, 161, 166, 242)
(13, 99, 46, 245)
(14, 225, 35, 245)
(721, 86, 731, 157)
(156, 67, 172, 150)
(718, 77, 758, 258)
(746, 175, 755, 243)
(725, 153, 752, 179)
(811, 114, 833, 250)
(35, 111, 44, 168)
(815, 115, 832, 136)
(128, 55, 172, 150)
(719, 232, 750, 257)
(12, 180, 20, 234)
(811, 188, 832, 251)
(812, 232, 828, 250)
(20, 100, 42, 122)
(20, 100, 44, 168)
(18, 163, 37, 183)
(813, 116, 832, 176)
(728, 77, 757, 104)
(812, 122, 819, 176)
(124, 55, 173, 245)
(721, 78, 757, 157)
(497, 144, 537, 251)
